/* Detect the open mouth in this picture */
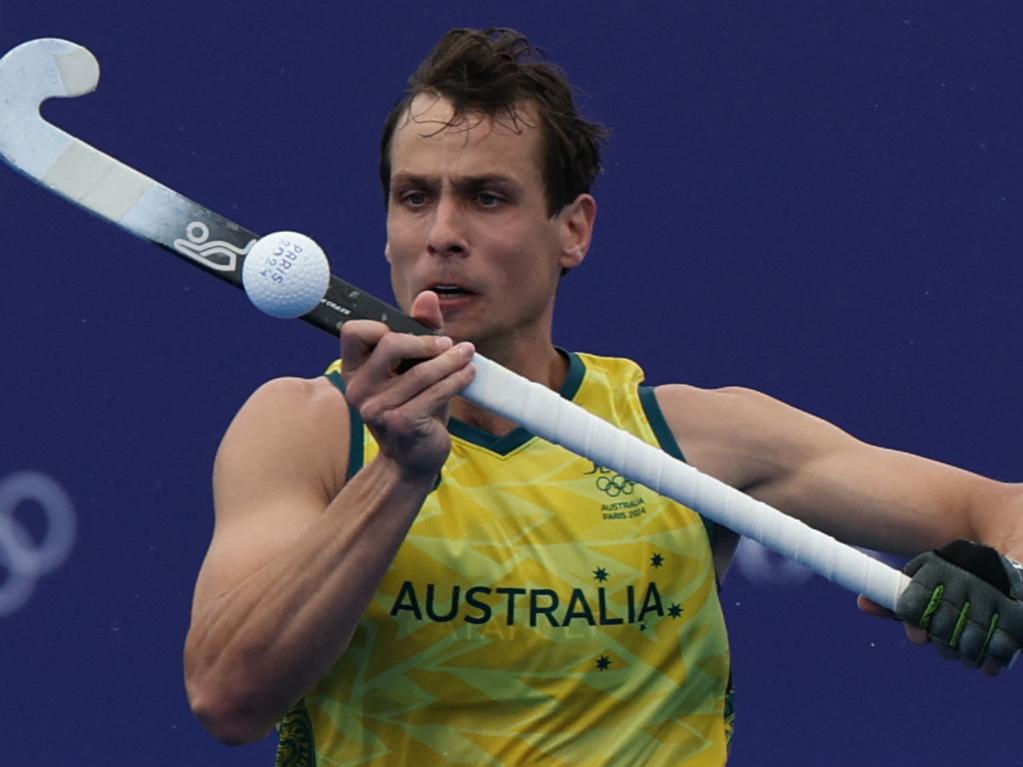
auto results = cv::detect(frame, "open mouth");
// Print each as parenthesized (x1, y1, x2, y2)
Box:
(430, 284, 474, 298)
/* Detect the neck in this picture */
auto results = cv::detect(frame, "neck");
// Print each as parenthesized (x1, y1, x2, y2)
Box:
(451, 342, 568, 437)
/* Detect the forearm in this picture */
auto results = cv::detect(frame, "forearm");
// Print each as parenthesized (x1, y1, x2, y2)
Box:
(184, 457, 434, 744)
(968, 482, 1023, 561)
(762, 446, 1023, 558)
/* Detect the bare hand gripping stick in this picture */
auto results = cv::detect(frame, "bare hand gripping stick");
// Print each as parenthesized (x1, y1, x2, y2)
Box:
(0, 38, 911, 609)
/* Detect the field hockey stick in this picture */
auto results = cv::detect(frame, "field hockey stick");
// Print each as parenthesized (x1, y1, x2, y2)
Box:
(0, 37, 911, 609)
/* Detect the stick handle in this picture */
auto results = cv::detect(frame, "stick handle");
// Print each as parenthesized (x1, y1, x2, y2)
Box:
(465, 355, 910, 610)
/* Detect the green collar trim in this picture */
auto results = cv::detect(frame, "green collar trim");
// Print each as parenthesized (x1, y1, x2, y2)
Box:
(448, 349, 585, 455)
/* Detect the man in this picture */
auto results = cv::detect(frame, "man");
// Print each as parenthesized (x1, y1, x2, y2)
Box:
(184, 28, 1023, 766)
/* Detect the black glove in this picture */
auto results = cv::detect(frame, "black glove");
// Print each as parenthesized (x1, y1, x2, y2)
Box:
(896, 539, 1023, 669)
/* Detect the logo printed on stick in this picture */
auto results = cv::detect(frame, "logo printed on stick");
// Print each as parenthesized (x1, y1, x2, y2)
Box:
(172, 220, 255, 272)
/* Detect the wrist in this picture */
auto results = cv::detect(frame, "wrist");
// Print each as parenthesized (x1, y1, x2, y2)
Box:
(371, 453, 443, 492)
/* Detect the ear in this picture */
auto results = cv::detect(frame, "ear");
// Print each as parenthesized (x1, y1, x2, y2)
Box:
(557, 193, 597, 271)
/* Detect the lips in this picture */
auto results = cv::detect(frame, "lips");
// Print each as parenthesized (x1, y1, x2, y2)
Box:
(427, 282, 476, 297)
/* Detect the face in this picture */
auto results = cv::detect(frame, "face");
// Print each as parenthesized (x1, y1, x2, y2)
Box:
(385, 94, 593, 354)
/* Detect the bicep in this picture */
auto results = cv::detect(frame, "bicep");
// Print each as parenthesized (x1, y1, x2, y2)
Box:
(656, 383, 1000, 557)
(190, 376, 349, 614)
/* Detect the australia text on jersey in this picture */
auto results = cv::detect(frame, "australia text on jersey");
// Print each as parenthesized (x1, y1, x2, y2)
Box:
(388, 580, 686, 628)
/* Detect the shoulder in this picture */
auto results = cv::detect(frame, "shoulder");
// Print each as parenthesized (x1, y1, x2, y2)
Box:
(575, 351, 646, 385)
(653, 383, 777, 431)
(227, 375, 348, 442)
(215, 375, 351, 501)
(652, 383, 850, 492)
(654, 383, 780, 422)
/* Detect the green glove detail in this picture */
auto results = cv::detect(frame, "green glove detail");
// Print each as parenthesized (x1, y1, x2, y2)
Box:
(896, 539, 1023, 669)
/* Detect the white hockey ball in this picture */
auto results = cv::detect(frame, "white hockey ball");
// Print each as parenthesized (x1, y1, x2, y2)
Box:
(242, 231, 330, 319)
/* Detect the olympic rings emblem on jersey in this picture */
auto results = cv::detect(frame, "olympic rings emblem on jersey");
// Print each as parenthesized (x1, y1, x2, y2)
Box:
(595, 474, 635, 497)
(0, 471, 76, 617)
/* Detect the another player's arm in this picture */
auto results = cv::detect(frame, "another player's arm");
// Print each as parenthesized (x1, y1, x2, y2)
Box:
(184, 320, 474, 744)
(656, 384, 1023, 559)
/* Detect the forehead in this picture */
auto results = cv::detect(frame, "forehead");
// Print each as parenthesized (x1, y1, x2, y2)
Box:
(389, 93, 544, 180)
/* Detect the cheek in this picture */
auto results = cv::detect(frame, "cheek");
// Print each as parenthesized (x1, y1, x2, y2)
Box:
(508, 228, 562, 280)
(388, 257, 413, 303)
(489, 236, 561, 306)
(385, 222, 416, 306)
(386, 213, 420, 256)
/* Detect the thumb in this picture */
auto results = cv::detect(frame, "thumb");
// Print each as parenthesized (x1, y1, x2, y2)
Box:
(410, 290, 444, 332)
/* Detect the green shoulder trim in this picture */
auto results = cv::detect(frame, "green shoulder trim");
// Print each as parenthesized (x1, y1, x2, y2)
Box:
(324, 370, 365, 478)
(638, 385, 686, 462)
(638, 385, 716, 550)
(448, 350, 585, 455)
(275, 699, 316, 767)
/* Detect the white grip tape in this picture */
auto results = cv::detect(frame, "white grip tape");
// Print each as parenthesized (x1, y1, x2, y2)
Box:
(464, 355, 911, 610)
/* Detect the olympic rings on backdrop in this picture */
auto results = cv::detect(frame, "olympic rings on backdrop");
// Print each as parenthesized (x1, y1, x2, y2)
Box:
(0, 471, 76, 616)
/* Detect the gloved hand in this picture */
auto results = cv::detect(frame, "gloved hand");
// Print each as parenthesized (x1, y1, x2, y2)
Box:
(896, 539, 1023, 673)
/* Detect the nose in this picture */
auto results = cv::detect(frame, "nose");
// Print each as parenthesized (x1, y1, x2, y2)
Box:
(426, 196, 468, 257)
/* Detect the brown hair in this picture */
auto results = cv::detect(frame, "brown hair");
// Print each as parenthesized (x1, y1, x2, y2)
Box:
(379, 28, 609, 217)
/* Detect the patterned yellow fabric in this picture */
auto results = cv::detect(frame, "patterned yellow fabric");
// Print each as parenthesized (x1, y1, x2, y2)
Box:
(281, 352, 731, 766)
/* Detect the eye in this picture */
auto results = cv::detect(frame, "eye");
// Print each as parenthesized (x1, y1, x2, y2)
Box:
(475, 191, 505, 208)
(398, 189, 430, 208)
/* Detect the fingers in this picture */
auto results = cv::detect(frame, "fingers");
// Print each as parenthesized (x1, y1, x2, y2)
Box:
(856, 595, 896, 619)
(904, 623, 929, 646)
(340, 319, 392, 373)
(341, 326, 449, 389)
(862, 592, 1010, 673)
(900, 614, 1017, 676)
(341, 290, 445, 374)
(354, 340, 475, 422)
(343, 336, 475, 480)
(920, 634, 1004, 676)
(894, 541, 1023, 677)
(338, 288, 477, 472)
(898, 616, 1002, 673)
(343, 324, 450, 379)
(981, 656, 1004, 677)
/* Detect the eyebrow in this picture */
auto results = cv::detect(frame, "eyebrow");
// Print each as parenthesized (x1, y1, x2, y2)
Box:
(390, 172, 521, 193)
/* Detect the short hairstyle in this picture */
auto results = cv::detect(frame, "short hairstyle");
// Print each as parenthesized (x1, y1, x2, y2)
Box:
(379, 28, 609, 217)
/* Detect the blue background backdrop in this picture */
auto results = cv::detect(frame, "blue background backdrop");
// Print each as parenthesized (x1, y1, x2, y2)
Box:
(1, 1, 1020, 764)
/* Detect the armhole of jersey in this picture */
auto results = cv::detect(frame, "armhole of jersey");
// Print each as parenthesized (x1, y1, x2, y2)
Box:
(324, 370, 365, 479)
(275, 699, 317, 767)
(638, 385, 717, 551)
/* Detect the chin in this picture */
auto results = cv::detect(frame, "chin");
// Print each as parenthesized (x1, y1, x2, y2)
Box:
(439, 324, 474, 344)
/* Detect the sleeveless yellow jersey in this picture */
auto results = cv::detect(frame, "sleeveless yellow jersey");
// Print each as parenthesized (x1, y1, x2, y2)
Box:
(276, 352, 733, 767)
